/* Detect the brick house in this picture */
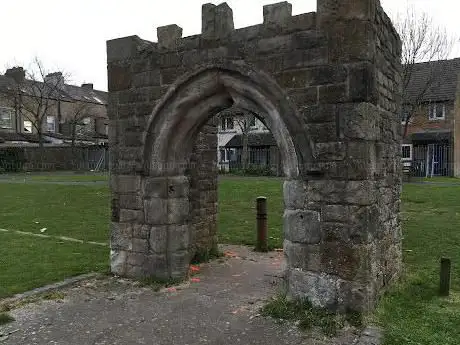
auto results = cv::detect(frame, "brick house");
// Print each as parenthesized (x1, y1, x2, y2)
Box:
(402, 58, 460, 177)
(0, 67, 108, 146)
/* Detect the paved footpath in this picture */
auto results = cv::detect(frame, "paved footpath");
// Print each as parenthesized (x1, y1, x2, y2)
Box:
(0, 246, 379, 345)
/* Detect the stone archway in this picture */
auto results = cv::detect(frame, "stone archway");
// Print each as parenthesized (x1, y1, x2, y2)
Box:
(107, 0, 403, 313)
(140, 62, 310, 278)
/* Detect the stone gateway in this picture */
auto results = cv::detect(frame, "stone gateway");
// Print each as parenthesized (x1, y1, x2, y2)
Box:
(107, 0, 403, 313)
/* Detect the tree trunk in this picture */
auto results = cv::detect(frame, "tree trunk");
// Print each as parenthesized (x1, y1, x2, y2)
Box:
(242, 131, 249, 170)
(71, 122, 77, 148)
(37, 129, 45, 171)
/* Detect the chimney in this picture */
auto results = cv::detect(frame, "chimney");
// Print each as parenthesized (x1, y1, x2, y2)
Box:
(81, 83, 94, 90)
(45, 72, 64, 89)
(5, 67, 25, 83)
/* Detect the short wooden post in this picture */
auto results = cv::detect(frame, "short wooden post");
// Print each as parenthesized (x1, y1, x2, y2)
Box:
(256, 196, 268, 252)
(439, 257, 451, 296)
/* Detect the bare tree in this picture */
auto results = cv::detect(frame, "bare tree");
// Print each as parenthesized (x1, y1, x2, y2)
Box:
(1, 57, 69, 148)
(234, 110, 256, 170)
(395, 6, 457, 138)
(67, 102, 103, 147)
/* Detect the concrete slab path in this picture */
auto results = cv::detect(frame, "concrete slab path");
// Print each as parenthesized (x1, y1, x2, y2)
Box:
(0, 245, 379, 345)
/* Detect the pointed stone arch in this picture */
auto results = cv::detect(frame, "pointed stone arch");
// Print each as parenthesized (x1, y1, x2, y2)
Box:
(143, 62, 314, 179)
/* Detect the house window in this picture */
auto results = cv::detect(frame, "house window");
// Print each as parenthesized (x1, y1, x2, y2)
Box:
(428, 103, 446, 120)
(46, 116, 56, 132)
(0, 107, 13, 129)
(249, 115, 256, 127)
(401, 144, 412, 161)
(220, 117, 234, 131)
(23, 120, 32, 133)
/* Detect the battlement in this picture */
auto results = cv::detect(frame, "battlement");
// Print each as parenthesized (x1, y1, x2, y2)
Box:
(107, 1, 320, 61)
(107, 0, 397, 64)
(156, 1, 316, 47)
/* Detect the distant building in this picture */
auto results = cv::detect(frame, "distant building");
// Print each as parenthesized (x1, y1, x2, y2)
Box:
(216, 108, 274, 172)
(0, 67, 108, 146)
(401, 58, 460, 177)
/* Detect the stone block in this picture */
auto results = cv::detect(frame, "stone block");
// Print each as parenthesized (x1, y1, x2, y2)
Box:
(119, 209, 144, 223)
(144, 198, 168, 225)
(287, 87, 318, 107)
(284, 240, 321, 272)
(107, 35, 147, 62)
(202, 3, 234, 39)
(170, 250, 193, 278)
(127, 252, 147, 266)
(305, 122, 337, 143)
(115, 175, 141, 194)
(119, 194, 143, 210)
(131, 238, 149, 253)
(336, 279, 374, 313)
(283, 180, 305, 210)
(318, 83, 348, 103)
(338, 103, 379, 140)
(286, 12, 317, 32)
(168, 198, 190, 224)
(320, 242, 373, 281)
(133, 224, 150, 239)
(143, 177, 168, 199)
(149, 226, 168, 254)
(283, 47, 328, 70)
(301, 104, 337, 124)
(167, 176, 190, 198)
(161, 67, 186, 86)
(133, 70, 161, 88)
(263, 2, 292, 27)
(110, 249, 127, 276)
(317, 0, 377, 24)
(110, 222, 133, 250)
(347, 62, 377, 103)
(157, 24, 183, 49)
(284, 209, 321, 244)
(287, 269, 338, 309)
(324, 20, 375, 63)
(168, 225, 190, 251)
(314, 142, 346, 161)
(108, 64, 132, 92)
(142, 254, 169, 277)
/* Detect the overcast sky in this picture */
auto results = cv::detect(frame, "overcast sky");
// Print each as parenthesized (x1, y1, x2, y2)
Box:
(1, 0, 458, 91)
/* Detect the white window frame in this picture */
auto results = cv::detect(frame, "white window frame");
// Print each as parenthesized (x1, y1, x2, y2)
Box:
(220, 117, 234, 132)
(401, 144, 413, 161)
(0, 106, 14, 129)
(23, 120, 32, 133)
(46, 116, 56, 133)
(428, 103, 446, 121)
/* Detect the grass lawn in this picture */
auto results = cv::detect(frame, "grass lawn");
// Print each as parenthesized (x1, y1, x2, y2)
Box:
(376, 184, 460, 345)
(0, 232, 108, 298)
(218, 176, 284, 249)
(0, 176, 459, 343)
(0, 184, 110, 243)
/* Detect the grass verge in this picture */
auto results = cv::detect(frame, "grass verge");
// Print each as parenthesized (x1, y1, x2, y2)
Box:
(261, 292, 363, 337)
(0, 312, 14, 325)
(0, 232, 108, 298)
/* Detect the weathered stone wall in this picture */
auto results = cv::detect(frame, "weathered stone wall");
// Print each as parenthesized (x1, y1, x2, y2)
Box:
(189, 123, 219, 256)
(107, 0, 402, 313)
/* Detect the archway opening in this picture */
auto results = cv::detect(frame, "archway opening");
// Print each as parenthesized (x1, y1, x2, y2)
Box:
(142, 64, 311, 279)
